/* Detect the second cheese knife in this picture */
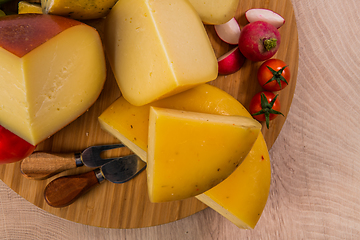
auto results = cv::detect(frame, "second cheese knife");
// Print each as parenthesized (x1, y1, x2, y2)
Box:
(20, 144, 128, 180)
(44, 154, 146, 208)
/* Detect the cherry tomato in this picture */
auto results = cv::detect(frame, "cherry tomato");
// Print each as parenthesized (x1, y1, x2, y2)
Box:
(0, 125, 36, 164)
(257, 59, 290, 91)
(249, 91, 283, 129)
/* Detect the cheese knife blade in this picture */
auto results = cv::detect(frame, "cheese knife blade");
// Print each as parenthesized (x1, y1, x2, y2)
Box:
(20, 143, 128, 180)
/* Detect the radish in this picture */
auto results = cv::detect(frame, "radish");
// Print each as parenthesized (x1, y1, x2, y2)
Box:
(245, 8, 285, 29)
(214, 18, 241, 45)
(217, 47, 245, 75)
(238, 21, 280, 62)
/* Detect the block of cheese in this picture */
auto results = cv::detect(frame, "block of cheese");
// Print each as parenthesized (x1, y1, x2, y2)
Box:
(18, 1, 42, 14)
(41, 0, 119, 20)
(104, 0, 218, 106)
(99, 84, 270, 227)
(0, 14, 106, 145)
(99, 84, 250, 161)
(188, 0, 240, 25)
(196, 134, 271, 229)
(147, 107, 261, 202)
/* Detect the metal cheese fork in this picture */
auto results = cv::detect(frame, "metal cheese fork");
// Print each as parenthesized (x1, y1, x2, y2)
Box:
(20, 144, 129, 180)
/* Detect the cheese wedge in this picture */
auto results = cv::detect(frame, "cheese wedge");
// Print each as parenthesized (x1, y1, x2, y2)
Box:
(99, 84, 250, 161)
(41, 0, 118, 20)
(147, 107, 261, 202)
(18, 1, 42, 14)
(0, 14, 106, 145)
(104, 0, 218, 106)
(99, 84, 271, 227)
(188, 0, 239, 25)
(196, 134, 271, 229)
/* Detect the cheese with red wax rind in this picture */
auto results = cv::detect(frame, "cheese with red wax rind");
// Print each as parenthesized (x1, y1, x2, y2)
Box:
(147, 107, 261, 202)
(0, 14, 106, 145)
(104, 0, 218, 106)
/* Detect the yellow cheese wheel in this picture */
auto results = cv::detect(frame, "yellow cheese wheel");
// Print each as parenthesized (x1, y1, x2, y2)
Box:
(147, 107, 261, 202)
(99, 84, 250, 160)
(99, 84, 271, 228)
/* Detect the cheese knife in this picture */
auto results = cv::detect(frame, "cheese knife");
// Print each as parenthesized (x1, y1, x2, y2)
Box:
(20, 144, 128, 180)
(44, 154, 146, 208)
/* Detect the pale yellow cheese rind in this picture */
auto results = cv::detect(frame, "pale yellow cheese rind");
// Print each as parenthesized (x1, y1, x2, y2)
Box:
(147, 107, 261, 202)
(0, 25, 106, 145)
(104, 0, 218, 106)
(188, 0, 239, 25)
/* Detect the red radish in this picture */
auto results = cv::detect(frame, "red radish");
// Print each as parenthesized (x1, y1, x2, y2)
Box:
(238, 21, 281, 62)
(217, 47, 246, 75)
(214, 18, 241, 45)
(245, 9, 285, 29)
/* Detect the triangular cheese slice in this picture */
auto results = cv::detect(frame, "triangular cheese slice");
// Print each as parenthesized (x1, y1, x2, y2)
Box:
(147, 107, 261, 202)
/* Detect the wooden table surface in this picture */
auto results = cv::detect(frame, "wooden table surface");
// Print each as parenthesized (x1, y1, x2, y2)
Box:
(1, 0, 360, 239)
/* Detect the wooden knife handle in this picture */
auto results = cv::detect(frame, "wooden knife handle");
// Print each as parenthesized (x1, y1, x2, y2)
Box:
(44, 170, 100, 208)
(20, 152, 78, 180)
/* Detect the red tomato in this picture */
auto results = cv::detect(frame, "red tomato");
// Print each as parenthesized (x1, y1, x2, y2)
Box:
(0, 125, 36, 164)
(249, 91, 283, 129)
(257, 59, 290, 91)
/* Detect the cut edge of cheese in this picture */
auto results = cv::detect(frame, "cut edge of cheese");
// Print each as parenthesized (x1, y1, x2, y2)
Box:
(147, 106, 261, 202)
(98, 117, 148, 161)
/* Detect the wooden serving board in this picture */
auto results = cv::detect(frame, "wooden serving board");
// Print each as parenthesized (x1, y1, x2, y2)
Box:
(0, 0, 298, 228)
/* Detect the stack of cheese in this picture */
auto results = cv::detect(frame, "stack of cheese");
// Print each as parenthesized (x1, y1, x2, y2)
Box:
(99, 84, 271, 229)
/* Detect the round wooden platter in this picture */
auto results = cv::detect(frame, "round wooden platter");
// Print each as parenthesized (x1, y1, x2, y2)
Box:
(0, 0, 298, 229)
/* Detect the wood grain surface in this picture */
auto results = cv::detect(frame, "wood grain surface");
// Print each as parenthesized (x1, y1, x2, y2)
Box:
(3, 0, 359, 239)
(0, 0, 298, 230)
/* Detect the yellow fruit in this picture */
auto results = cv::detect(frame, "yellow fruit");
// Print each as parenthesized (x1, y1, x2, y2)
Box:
(41, 0, 118, 20)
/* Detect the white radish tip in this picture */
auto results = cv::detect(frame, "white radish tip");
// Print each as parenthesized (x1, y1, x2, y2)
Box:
(214, 18, 241, 45)
(245, 8, 285, 29)
(217, 47, 245, 75)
